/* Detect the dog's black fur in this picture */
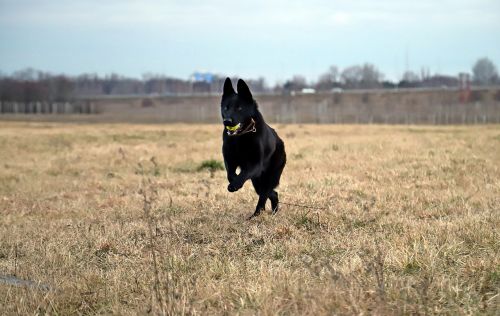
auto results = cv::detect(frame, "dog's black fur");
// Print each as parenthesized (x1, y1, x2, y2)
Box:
(221, 78, 286, 219)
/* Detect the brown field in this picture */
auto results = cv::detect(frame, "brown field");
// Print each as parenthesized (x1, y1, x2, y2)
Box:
(0, 122, 499, 315)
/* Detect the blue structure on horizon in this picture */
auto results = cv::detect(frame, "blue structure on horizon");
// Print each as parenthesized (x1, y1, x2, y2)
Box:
(191, 72, 214, 83)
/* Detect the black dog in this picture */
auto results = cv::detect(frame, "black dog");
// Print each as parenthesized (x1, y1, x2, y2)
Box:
(221, 78, 286, 219)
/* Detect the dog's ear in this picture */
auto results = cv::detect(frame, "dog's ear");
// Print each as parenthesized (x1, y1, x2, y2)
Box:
(237, 79, 253, 101)
(223, 77, 235, 96)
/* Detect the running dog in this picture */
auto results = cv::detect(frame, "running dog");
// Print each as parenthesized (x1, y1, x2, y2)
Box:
(221, 78, 286, 219)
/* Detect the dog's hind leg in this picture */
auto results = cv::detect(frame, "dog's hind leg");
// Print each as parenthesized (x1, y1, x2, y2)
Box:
(269, 190, 279, 214)
(249, 194, 267, 219)
(249, 178, 266, 219)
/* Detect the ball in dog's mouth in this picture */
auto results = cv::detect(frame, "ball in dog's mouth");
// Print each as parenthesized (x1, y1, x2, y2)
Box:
(226, 123, 242, 136)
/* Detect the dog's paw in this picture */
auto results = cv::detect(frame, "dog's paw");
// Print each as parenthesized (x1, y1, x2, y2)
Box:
(248, 211, 261, 220)
(227, 183, 239, 192)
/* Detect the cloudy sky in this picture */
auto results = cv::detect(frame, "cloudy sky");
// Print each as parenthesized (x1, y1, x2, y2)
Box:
(0, 0, 499, 84)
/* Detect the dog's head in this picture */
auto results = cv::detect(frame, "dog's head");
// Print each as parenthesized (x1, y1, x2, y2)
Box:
(221, 78, 257, 136)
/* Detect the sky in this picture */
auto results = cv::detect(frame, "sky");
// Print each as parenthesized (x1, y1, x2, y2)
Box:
(0, 0, 499, 84)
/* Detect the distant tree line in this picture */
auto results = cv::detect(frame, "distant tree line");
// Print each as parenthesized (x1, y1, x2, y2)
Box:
(0, 57, 498, 110)
(283, 57, 498, 93)
(0, 69, 74, 104)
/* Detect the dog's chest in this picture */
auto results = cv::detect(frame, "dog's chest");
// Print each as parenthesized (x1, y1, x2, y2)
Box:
(224, 137, 261, 165)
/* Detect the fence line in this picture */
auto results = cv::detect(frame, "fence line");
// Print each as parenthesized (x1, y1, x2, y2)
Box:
(0, 101, 96, 114)
(1, 88, 500, 124)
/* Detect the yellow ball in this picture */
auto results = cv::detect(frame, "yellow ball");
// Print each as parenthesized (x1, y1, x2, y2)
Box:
(226, 123, 241, 131)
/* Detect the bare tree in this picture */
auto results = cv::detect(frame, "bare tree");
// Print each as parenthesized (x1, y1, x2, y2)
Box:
(340, 63, 383, 89)
(316, 66, 339, 91)
(341, 65, 362, 88)
(283, 75, 307, 92)
(402, 71, 420, 83)
(102, 73, 121, 95)
(472, 57, 498, 85)
(51, 75, 74, 102)
(360, 63, 383, 88)
(323, 66, 338, 82)
(420, 67, 431, 81)
(12, 68, 37, 81)
(398, 71, 421, 88)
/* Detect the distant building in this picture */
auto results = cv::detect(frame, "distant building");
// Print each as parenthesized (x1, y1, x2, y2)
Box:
(190, 72, 214, 83)
(190, 72, 215, 93)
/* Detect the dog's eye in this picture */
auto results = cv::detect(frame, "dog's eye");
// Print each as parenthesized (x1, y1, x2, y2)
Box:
(224, 106, 228, 111)
(237, 106, 242, 111)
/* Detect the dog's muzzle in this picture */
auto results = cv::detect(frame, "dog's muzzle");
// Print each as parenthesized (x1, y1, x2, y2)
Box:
(225, 119, 256, 136)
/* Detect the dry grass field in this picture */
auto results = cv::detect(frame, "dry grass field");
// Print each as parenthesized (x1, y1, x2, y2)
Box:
(0, 122, 499, 315)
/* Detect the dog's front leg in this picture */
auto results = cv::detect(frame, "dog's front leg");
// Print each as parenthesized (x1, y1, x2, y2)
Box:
(228, 163, 262, 192)
(224, 160, 237, 183)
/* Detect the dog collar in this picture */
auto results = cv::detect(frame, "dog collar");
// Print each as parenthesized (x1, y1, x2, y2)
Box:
(227, 118, 257, 136)
(240, 118, 257, 135)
